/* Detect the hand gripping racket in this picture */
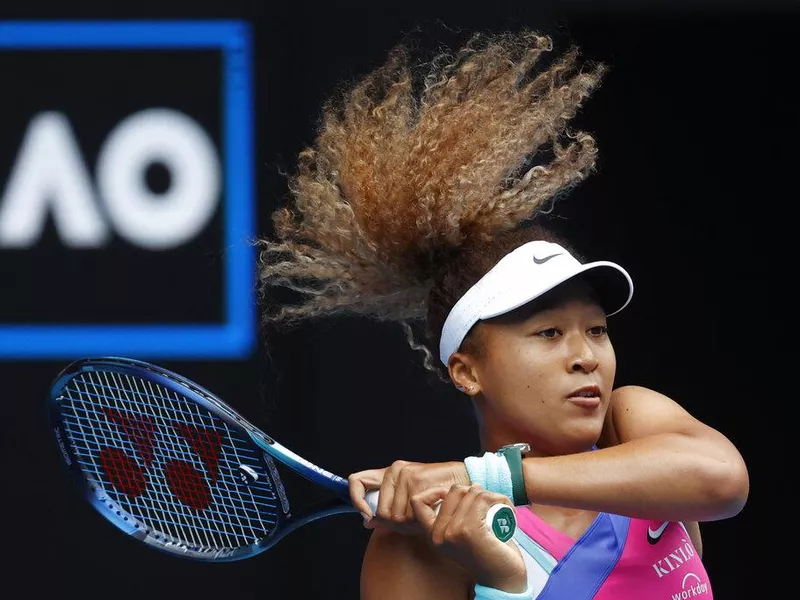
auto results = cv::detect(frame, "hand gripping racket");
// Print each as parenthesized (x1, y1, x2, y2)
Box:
(48, 357, 517, 561)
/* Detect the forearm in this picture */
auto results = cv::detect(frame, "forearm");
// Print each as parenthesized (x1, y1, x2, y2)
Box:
(522, 432, 749, 522)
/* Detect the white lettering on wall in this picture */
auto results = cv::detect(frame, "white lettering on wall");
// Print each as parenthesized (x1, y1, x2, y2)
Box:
(0, 108, 221, 250)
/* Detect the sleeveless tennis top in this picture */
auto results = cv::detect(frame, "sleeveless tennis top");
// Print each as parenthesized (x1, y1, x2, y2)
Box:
(512, 506, 713, 599)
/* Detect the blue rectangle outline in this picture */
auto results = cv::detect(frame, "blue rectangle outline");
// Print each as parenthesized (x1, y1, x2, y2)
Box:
(0, 20, 256, 359)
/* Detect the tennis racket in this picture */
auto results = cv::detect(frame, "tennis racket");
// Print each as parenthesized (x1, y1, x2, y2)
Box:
(48, 356, 517, 562)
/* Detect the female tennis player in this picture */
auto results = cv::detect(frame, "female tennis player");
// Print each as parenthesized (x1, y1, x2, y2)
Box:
(257, 28, 749, 599)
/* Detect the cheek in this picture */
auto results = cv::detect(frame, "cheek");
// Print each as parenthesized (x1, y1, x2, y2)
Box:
(481, 342, 557, 396)
(597, 343, 617, 382)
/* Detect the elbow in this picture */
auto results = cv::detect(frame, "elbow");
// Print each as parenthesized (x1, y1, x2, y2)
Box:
(703, 455, 750, 520)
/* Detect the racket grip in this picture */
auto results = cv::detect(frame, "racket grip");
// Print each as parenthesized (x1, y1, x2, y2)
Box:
(365, 489, 380, 515)
(362, 490, 516, 542)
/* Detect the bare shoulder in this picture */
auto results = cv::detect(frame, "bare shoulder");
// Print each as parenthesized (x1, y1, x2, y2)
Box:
(361, 527, 470, 600)
(611, 384, 676, 407)
(601, 385, 708, 446)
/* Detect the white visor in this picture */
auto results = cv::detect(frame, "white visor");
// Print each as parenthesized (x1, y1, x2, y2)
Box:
(439, 240, 634, 365)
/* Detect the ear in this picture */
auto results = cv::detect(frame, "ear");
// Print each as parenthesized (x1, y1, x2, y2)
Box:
(448, 352, 480, 396)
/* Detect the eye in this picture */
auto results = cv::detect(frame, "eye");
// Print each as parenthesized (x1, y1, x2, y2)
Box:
(536, 327, 560, 339)
(588, 325, 608, 337)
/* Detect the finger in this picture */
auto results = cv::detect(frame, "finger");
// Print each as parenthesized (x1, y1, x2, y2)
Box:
(424, 484, 471, 544)
(440, 484, 482, 541)
(347, 475, 368, 516)
(376, 462, 404, 521)
(410, 486, 449, 532)
(478, 489, 515, 508)
(347, 468, 386, 519)
(392, 467, 412, 524)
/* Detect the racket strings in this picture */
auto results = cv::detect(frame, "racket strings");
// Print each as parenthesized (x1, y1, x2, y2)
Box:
(67, 371, 234, 550)
(58, 369, 284, 555)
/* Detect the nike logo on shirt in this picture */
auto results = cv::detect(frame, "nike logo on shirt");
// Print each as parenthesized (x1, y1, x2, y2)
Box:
(647, 521, 670, 545)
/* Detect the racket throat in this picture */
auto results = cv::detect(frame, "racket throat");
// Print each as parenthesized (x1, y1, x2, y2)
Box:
(263, 455, 292, 515)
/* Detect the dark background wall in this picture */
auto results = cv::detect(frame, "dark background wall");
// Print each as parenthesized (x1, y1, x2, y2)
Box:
(1, 1, 793, 598)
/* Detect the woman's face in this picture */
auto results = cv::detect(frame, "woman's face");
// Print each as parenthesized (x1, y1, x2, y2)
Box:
(464, 283, 617, 456)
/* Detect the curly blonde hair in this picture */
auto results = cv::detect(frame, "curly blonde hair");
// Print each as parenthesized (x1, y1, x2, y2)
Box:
(257, 29, 606, 377)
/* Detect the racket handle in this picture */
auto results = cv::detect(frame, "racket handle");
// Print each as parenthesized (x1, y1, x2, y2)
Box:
(363, 489, 516, 542)
(365, 489, 380, 515)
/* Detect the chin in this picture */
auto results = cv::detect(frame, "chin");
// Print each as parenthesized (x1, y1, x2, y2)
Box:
(562, 426, 603, 453)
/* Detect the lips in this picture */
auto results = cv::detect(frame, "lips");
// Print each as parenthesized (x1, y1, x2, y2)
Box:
(566, 385, 602, 408)
(567, 385, 601, 399)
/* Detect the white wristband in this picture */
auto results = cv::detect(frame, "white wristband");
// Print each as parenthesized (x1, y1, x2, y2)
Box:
(464, 451, 514, 500)
(474, 582, 534, 600)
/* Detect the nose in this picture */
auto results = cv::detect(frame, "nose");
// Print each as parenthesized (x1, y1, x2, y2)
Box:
(567, 336, 599, 374)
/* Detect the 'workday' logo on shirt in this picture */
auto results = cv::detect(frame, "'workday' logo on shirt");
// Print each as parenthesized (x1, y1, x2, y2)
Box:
(670, 573, 710, 599)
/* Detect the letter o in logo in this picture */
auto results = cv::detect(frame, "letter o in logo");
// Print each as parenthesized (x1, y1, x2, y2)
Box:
(96, 108, 221, 250)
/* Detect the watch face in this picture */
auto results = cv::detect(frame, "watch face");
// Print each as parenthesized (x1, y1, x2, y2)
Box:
(499, 443, 530, 454)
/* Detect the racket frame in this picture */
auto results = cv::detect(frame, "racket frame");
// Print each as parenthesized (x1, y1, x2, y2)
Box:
(48, 356, 357, 561)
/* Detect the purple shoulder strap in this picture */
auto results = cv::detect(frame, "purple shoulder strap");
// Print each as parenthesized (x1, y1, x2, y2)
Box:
(536, 512, 630, 600)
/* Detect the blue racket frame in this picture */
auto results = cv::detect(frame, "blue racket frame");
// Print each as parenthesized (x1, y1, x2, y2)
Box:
(49, 356, 359, 561)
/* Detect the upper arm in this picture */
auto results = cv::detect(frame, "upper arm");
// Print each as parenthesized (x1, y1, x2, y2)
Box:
(598, 384, 749, 519)
(601, 387, 710, 557)
(360, 527, 471, 600)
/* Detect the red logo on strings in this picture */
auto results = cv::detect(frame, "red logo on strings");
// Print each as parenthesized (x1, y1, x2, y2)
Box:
(100, 408, 223, 510)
